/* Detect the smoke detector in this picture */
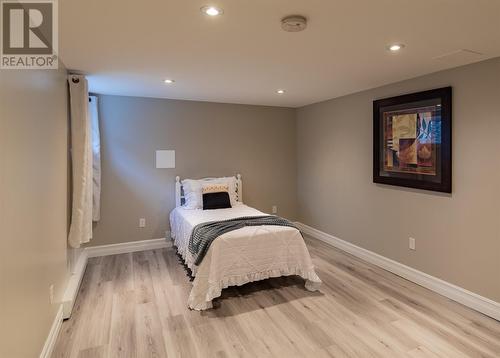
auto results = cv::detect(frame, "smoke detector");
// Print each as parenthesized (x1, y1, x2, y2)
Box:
(281, 15, 307, 32)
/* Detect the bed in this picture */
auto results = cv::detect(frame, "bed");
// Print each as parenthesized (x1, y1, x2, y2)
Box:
(169, 174, 321, 310)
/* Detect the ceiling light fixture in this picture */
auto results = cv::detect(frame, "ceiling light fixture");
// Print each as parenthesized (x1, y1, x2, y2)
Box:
(387, 43, 405, 52)
(201, 6, 223, 16)
(164, 79, 175, 84)
(277, 89, 285, 94)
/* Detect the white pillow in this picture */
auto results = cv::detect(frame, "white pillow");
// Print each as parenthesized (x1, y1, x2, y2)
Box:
(182, 176, 238, 209)
(181, 179, 203, 209)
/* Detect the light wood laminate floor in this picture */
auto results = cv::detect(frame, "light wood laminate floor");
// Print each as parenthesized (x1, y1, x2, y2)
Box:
(53, 237, 500, 358)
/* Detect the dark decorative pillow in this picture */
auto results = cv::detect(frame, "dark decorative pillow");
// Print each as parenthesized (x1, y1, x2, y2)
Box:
(203, 192, 232, 210)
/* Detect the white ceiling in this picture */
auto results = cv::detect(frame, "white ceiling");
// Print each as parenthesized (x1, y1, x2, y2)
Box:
(60, 0, 500, 108)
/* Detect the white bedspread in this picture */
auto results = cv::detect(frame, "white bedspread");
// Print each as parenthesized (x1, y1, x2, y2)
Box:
(170, 204, 321, 310)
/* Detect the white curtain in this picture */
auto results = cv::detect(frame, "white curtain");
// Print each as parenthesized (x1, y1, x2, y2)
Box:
(68, 75, 93, 248)
(89, 96, 101, 221)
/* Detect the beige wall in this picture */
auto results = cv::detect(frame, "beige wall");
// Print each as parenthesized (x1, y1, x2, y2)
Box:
(90, 95, 297, 246)
(297, 57, 500, 302)
(0, 66, 69, 357)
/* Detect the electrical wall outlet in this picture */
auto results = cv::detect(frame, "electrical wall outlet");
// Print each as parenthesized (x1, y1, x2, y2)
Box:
(409, 237, 416, 250)
(139, 218, 146, 228)
(49, 284, 54, 304)
(272, 205, 278, 214)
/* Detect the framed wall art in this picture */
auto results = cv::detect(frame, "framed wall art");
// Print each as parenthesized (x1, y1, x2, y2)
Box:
(373, 87, 452, 193)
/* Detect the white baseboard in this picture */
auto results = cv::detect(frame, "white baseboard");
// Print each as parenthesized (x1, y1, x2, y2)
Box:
(61, 236, 171, 320)
(62, 249, 88, 319)
(85, 236, 171, 258)
(296, 222, 500, 321)
(39, 305, 63, 358)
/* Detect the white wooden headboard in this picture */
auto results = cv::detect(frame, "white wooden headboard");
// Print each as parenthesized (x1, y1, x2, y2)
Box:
(175, 174, 243, 207)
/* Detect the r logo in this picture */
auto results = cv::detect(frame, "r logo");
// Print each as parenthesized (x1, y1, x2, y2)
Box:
(2, 2, 52, 54)
(1, 0, 57, 69)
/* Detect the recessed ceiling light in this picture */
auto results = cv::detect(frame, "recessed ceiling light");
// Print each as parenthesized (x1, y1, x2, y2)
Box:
(201, 6, 223, 16)
(277, 89, 285, 94)
(164, 79, 175, 84)
(387, 43, 405, 52)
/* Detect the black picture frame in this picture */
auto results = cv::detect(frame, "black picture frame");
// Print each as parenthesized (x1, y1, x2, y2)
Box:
(373, 87, 452, 193)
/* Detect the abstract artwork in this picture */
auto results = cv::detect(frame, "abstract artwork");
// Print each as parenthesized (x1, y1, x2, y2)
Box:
(373, 87, 452, 193)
